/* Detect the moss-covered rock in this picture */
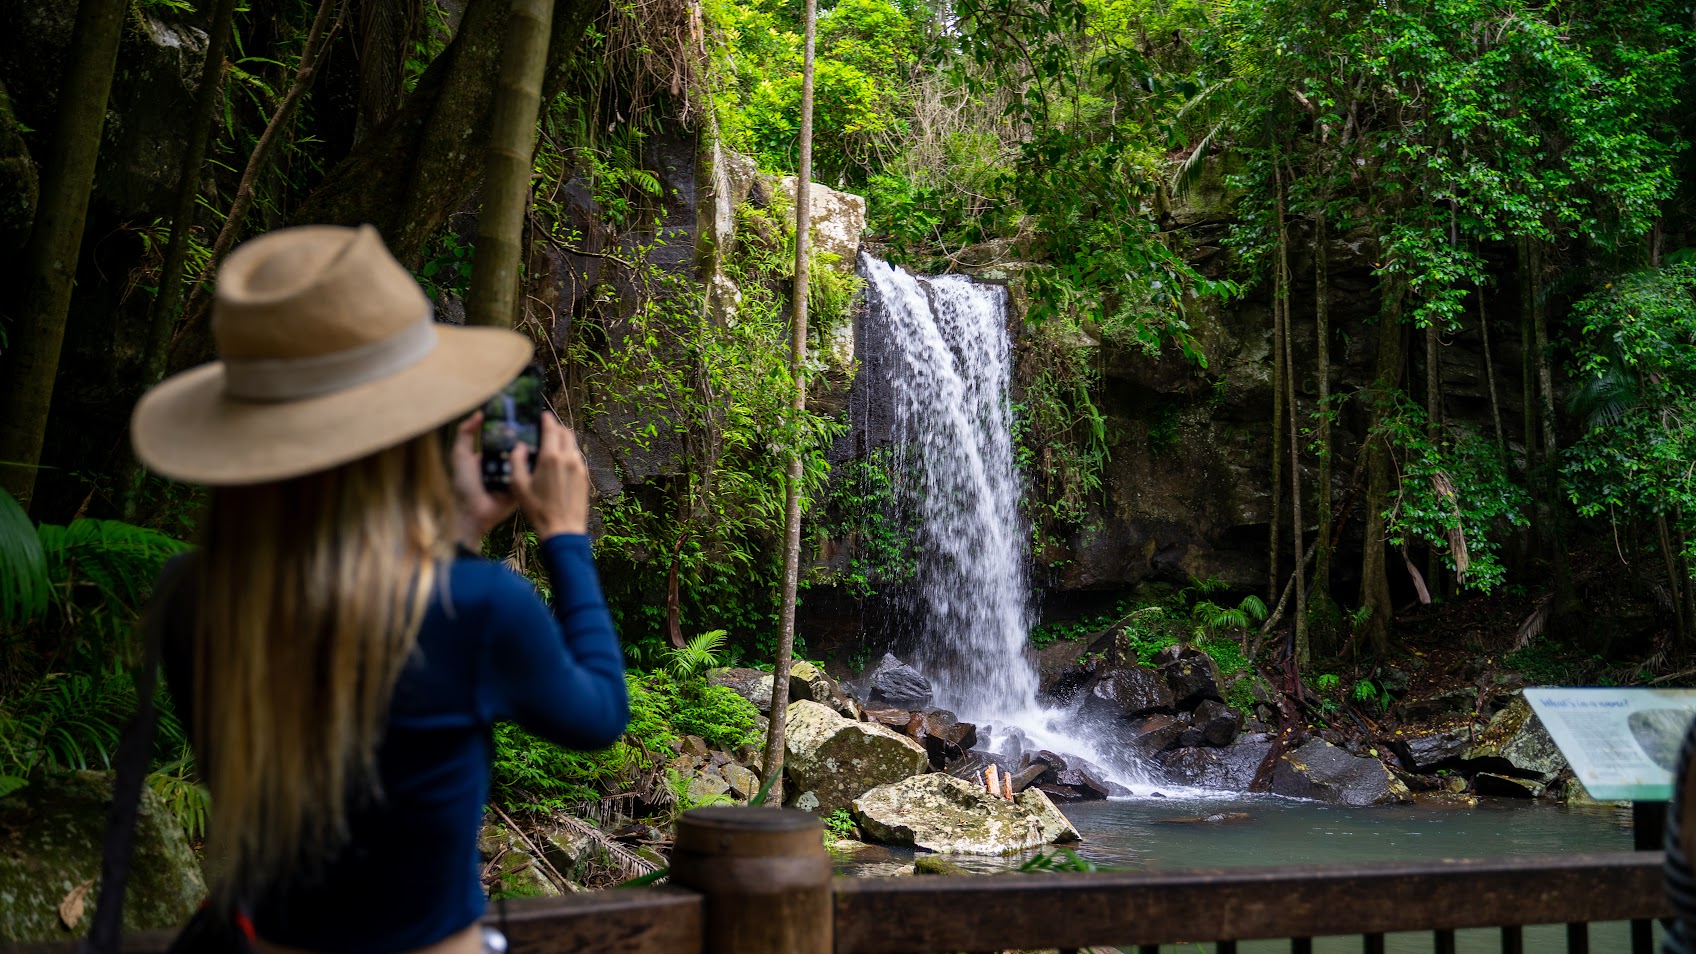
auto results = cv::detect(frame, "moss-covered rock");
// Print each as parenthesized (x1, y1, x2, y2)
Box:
(783, 700, 928, 814)
(850, 773, 1080, 856)
(0, 771, 204, 941)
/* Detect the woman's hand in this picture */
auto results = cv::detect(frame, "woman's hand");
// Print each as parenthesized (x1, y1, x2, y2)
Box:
(451, 412, 518, 550)
(510, 413, 590, 539)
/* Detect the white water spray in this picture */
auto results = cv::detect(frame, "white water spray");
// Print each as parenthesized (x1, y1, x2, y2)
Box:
(862, 256, 1147, 785)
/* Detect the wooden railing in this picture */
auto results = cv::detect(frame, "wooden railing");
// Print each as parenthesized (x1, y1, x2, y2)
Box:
(5, 807, 1673, 954)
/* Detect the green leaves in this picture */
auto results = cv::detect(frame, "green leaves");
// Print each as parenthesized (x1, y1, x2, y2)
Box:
(0, 487, 48, 625)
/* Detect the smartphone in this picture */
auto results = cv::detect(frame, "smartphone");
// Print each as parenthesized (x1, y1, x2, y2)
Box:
(480, 364, 544, 492)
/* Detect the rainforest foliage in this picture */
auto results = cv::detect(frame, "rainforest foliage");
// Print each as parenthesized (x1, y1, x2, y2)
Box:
(0, 0, 1694, 818)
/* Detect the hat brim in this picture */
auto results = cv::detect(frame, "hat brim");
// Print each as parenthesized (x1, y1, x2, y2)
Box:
(132, 325, 533, 486)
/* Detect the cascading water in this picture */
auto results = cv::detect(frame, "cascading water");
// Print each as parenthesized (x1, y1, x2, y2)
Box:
(860, 255, 1148, 786)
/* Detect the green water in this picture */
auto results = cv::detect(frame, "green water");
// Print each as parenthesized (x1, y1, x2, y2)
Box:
(1057, 796, 1655, 954)
(835, 797, 1661, 953)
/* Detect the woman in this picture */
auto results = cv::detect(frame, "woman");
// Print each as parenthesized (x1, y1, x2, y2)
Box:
(130, 225, 628, 954)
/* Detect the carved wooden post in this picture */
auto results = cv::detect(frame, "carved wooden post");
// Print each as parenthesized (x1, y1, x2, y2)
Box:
(671, 806, 832, 953)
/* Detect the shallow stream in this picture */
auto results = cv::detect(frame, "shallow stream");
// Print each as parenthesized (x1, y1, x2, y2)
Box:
(837, 797, 1661, 953)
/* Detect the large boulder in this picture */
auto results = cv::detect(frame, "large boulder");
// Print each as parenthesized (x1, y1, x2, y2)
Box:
(790, 661, 857, 718)
(1125, 713, 1189, 757)
(1183, 699, 1242, 748)
(784, 700, 929, 814)
(777, 176, 867, 271)
(1158, 648, 1226, 709)
(0, 771, 205, 941)
(1463, 697, 1566, 781)
(1160, 740, 1274, 790)
(707, 667, 775, 711)
(1268, 739, 1411, 806)
(1084, 666, 1175, 719)
(851, 774, 1080, 855)
(867, 654, 934, 710)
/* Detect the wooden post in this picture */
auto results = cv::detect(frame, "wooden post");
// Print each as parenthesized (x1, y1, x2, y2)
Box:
(671, 806, 832, 953)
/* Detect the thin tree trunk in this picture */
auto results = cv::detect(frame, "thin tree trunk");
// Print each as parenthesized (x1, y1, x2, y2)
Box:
(181, 0, 341, 328)
(1658, 513, 1687, 642)
(1426, 319, 1442, 593)
(467, 0, 555, 326)
(1268, 252, 1286, 606)
(1274, 159, 1306, 668)
(0, 0, 129, 509)
(142, 0, 239, 390)
(762, 0, 817, 804)
(1478, 275, 1506, 461)
(1311, 204, 1334, 653)
(1360, 284, 1407, 658)
(1519, 237, 1538, 484)
(1527, 237, 1572, 599)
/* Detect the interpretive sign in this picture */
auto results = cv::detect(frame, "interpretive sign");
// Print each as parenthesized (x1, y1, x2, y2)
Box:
(1526, 687, 1696, 801)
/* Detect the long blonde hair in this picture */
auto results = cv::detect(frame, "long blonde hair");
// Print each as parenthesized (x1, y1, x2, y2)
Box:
(193, 431, 457, 895)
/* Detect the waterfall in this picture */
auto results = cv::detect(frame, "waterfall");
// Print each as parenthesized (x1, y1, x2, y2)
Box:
(869, 257, 1036, 714)
(861, 256, 1145, 785)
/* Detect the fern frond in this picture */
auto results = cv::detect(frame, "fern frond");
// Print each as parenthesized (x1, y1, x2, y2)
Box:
(37, 519, 187, 612)
(0, 487, 49, 624)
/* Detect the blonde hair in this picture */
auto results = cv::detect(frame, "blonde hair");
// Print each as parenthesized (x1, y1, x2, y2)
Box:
(192, 432, 457, 895)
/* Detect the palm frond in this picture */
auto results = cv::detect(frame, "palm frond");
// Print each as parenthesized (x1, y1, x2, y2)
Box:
(666, 629, 729, 679)
(37, 519, 188, 612)
(1169, 120, 1224, 199)
(0, 487, 49, 624)
(551, 812, 663, 883)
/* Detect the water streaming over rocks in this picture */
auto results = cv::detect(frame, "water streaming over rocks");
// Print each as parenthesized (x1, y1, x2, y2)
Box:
(860, 255, 1147, 786)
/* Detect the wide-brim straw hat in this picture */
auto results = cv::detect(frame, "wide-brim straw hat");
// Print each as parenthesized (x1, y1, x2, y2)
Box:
(132, 224, 532, 486)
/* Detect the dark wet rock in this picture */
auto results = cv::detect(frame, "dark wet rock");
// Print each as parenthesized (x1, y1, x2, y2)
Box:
(1037, 759, 1111, 801)
(1268, 739, 1411, 806)
(1128, 713, 1189, 755)
(1188, 698, 1242, 747)
(1084, 665, 1175, 719)
(1160, 650, 1225, 709)
(1008, 763, 1048, 793)
(868, 654, 934, 710)
(1151, 643, 1207, 667)
(0, 771, 205, 940)
(862, 707, 913, 728)
(1473, 772, 1544, 799)
(1399, 688, 1476, 723)
(907, 710, 976, 769)
(1160, 812, 1253, 825)
(1033, 636, 1105, 699)
(1159, 741, 1273, 790)
(1401, 729, 1468, 770)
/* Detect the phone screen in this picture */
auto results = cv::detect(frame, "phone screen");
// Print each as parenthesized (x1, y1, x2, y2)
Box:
(480, 365, 544, 491)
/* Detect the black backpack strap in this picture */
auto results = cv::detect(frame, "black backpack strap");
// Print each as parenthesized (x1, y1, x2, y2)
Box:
(82, 554, 196, 954)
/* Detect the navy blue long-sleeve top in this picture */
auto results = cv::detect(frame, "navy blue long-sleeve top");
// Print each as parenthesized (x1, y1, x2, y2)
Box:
(159, 533, 628, 953)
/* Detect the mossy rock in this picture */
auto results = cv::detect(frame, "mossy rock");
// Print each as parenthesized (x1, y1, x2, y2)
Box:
(0, 771, 205, 941)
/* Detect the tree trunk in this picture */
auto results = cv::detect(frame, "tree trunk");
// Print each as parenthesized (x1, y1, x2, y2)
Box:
(1274, 160, 1306, 669)
(762, 0, 818, 804)
(1658, 513, 1687, 643)
(1527, 237, 1572, 600)
(466, 0, 555, 327)
(0, 0, 128, 509)
(1268, 246, 1286, 606)
(141, 0, 240, 391)
(1425, 319, 1442, 593)
(1311, 205, 1334, 654)
(1360, 284, 1407, 658)
(1478, 276, 1506, 461)
(292, 0, 594, 264)
(165, 0, 600, 371)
